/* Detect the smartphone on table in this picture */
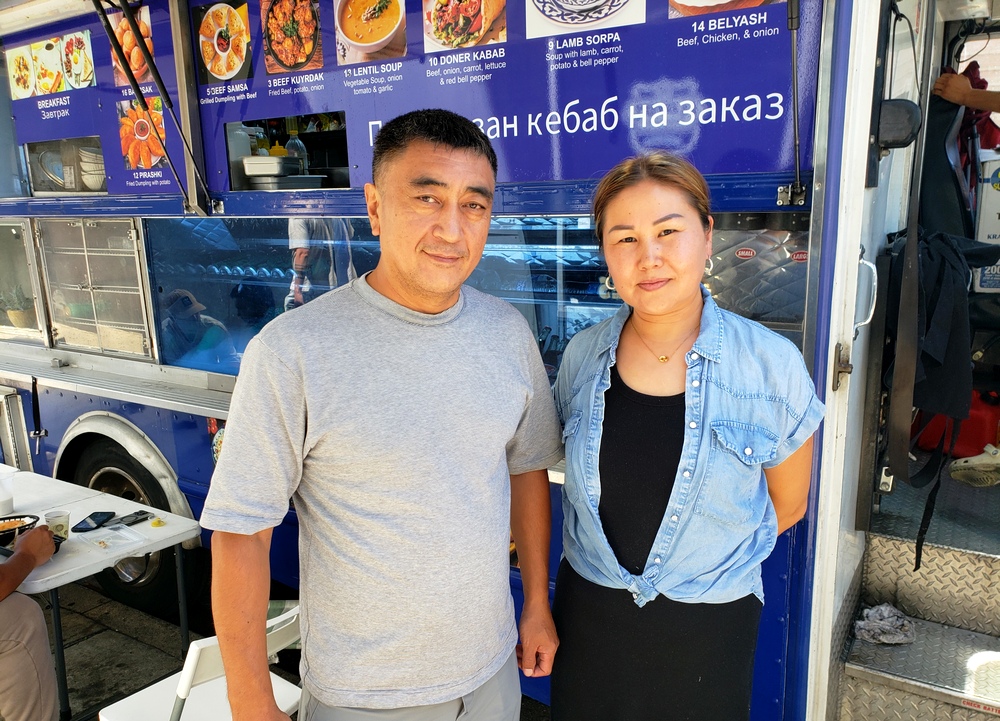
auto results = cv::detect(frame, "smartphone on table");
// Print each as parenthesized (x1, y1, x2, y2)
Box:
(71, 511, 116, 533)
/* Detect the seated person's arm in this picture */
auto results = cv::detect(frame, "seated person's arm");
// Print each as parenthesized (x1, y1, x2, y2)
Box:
(0, 527, 54, 600)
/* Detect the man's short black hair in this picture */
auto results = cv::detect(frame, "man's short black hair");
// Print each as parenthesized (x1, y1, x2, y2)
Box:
(372, 109, 498, 184)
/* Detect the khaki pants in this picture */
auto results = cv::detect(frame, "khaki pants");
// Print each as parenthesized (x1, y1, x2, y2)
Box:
(0, 593, 58, 721)
(302, 651, 521, 721)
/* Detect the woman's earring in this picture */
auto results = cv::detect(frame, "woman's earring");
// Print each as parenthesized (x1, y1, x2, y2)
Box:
(704, 258, 714, 276)
(604, 276, 616, 292)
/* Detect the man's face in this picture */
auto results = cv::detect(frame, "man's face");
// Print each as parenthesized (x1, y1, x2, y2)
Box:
(364, 139, 495, 313)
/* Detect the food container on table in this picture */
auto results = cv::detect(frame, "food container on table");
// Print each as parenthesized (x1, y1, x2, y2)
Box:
(242, 156, 303, 177)
(0, 514, 39, 547)
(248, 174, 324, 190)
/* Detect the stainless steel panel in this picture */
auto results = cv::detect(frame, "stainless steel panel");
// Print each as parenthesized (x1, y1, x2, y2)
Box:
(849, 624, 1000, 695)
(863, 534, 1000, 637)
(830, 564, 865, 721)
(840, 676, 948, 721)
(840, 674, 1000, 720)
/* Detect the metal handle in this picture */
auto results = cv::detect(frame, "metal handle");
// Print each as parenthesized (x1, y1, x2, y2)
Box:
(854, 257, 878, 339)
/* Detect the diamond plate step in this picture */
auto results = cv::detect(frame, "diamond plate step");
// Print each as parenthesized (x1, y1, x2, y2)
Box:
(863, 534, 1000, 637)
(844, 618, 1000, 719)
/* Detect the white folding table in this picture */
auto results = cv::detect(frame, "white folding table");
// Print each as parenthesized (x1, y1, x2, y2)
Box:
(0, 466, 201, 720)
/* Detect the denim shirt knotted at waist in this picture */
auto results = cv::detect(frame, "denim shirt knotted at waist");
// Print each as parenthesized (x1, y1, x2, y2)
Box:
(553, 288, 825, 607)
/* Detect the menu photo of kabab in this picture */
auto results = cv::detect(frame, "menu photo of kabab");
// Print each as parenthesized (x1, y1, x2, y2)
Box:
(423, 0, 506, 52)
(262, 0, 324, 74)
(118, 97, 167, 171)
(525, 0, 645, 38)
(669, 0, 782, 18)
(109, 6, 154, 86)
(196, 1, 253, 83)
(335, 0, 406, 66)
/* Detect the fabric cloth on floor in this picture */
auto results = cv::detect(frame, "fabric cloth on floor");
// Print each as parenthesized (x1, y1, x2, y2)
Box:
(855, 603, 916, 645)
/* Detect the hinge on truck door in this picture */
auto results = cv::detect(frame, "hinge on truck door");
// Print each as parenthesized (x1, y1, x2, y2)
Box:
(879, 467, 894, 493)
(776, 184, 808, 206)
(832, 342, 854, 391)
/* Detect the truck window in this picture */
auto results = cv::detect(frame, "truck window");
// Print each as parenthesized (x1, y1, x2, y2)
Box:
(36, 218, 151, 357)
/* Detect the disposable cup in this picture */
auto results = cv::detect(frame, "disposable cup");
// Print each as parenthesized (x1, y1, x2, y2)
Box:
(45, 510, 70, 539)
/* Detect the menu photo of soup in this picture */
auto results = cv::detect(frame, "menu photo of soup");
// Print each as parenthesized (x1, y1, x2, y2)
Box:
(261, 0, 324, 74)
(526, 0, 645, 39)
(423, 0, 506, 53)
(335, 0, 407, 66)
(194, 1, 254, 84)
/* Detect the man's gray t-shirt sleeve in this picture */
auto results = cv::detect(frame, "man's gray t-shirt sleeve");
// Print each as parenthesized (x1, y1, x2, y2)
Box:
(288, 217, 310, 251)
(505, 322, 564, 476)
(201, 336, 303, 534)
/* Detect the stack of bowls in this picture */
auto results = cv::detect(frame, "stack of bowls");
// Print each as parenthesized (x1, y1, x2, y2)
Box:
(78, 147, 106, 191)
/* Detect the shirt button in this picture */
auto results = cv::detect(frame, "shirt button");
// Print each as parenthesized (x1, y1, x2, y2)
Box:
(744, 447, 753, 455)
(671, 515, 679, 522)
(654, 557, 661, 564)
(692, 380, 700, 387)
(683, 471, 691, 478)
(632, 592, 638, 599)
(691, 352, 700, 360)
(689, 421, 697, 429)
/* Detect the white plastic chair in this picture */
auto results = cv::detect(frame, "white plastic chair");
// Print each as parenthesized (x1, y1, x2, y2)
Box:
(99, 605, 302, 721)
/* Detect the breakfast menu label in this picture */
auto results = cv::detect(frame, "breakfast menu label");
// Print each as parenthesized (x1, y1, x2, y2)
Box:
(189, 0, 820, 191)
(3, 1, 184, 195)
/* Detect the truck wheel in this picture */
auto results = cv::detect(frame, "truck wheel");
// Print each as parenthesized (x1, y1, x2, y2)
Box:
(73, 439, 183, 617)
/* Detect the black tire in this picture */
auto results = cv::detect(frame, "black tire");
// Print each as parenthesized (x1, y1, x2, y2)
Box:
(73, 438, 183, 617)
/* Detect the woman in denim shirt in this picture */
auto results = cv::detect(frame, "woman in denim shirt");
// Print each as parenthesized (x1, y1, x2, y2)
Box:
(550, 152, 824, 721)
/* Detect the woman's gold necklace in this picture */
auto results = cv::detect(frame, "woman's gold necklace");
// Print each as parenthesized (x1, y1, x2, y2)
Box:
(628, 317, 699, 363)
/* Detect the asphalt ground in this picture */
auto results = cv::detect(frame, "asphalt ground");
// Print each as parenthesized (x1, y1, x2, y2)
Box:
(28, 575, 551, 720)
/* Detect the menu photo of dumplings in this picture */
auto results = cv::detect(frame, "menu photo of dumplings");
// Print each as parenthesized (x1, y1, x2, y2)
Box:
(194, 1, 253, 84)
(108, 6, 155, 86)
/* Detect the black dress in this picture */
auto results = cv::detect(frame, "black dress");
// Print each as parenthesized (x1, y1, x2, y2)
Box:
(550, 366, 763, 721)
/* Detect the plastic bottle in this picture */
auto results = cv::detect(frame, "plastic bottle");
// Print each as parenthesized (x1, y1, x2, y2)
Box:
(253, 127, 269, 155)
(269, 142, 287, 157)
(226, 124, 252, 190)
(285, 130, 308, 173)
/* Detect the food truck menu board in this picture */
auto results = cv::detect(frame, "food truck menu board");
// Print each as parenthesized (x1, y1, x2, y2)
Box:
(3, 0, 820, 196)
(4, 4, 184, 195)
(192, 0, 821, 191)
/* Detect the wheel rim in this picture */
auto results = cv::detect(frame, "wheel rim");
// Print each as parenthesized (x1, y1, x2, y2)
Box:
(85, 464, 161, 586)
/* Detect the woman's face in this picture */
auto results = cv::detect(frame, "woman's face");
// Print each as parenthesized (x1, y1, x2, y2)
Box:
(601, 179, 713, 318)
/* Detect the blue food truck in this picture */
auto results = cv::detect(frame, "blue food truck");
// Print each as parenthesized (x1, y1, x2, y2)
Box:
(1, 0, 998, 718)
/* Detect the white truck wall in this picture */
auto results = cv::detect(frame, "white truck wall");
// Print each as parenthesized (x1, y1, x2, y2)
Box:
(807, 1, 939, 719)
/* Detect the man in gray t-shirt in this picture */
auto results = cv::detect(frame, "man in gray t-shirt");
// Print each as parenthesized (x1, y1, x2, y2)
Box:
(202, 109, 563, 721)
